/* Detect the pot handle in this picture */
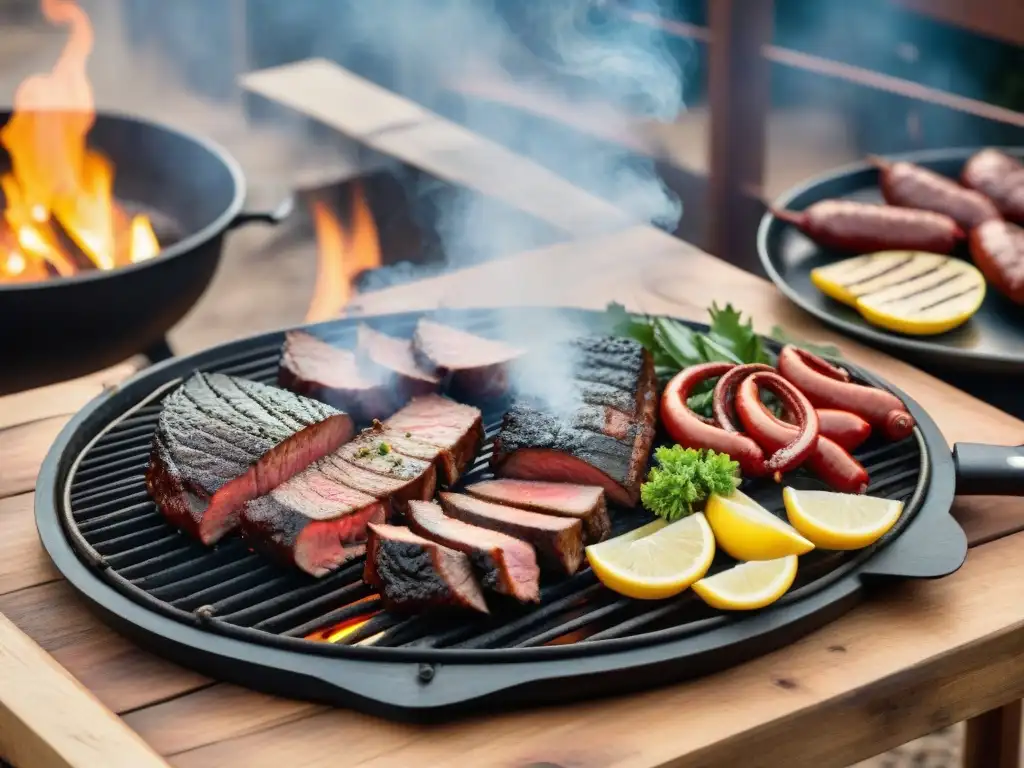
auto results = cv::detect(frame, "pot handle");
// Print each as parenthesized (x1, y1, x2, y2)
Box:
(228, 194, 295, 229)
(952, 443, 1024, 495)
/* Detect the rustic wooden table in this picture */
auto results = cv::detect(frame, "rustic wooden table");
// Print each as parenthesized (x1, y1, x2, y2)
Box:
(4, 225, 1024, 768)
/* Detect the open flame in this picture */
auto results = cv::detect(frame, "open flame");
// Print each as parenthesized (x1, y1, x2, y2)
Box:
(305, 184, 382, 322)
(0, 0, 159, 283)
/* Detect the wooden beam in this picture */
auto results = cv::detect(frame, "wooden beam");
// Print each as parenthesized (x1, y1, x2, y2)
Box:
(0, 612, 169, 768)
(889, 0, 1024, 49)
(963, 700, 1023, 768)
(706, 0, 774, 259)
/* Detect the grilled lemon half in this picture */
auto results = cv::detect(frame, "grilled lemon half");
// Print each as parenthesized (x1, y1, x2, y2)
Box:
(810, 251, 986, 336)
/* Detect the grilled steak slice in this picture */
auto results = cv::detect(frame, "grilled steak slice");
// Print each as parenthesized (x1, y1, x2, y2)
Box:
(357, 323, 440, 401)
(364, 524, 489, 614)
(407, 500, 540, 603)
(384, 394, 483, 484)
(147, 373, 355, 544)
(333, 424, 437, 507)
(241, 466, 386, 577)
(318, 453, 436, 512)
(465, 479, 610, 543)
(412, 318, 523, 398)
(491, 402, 649, 507)
(438, 492, 583, 575)
(279, 330, 393, 422)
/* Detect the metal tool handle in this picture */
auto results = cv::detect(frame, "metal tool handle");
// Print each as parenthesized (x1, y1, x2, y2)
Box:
(952, 443, 1024, 496)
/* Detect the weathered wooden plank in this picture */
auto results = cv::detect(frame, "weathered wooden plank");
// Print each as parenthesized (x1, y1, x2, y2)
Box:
(0, 493, 60, 596)
(0, 610, 169, 768)
(0, 417, 68, 499)
(0, 582, 209, 714)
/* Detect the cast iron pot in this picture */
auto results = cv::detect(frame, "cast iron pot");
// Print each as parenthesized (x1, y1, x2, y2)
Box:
(0, 110, 292, 394)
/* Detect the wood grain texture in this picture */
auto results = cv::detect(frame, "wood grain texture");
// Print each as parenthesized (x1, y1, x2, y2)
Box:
(0, 493, 60, 596)
(7, 225, 1024, 766)
(963, 700, 1023, 768)
(0, 416, 68, 498)
(0, 359, 143, 432)
(0, 612, 168, 768)
(139, 534, 1024, 768)
(0, 582, 209, 714)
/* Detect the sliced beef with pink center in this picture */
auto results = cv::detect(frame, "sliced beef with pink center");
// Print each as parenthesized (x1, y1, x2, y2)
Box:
(438, 492, 583, 576)
(279, 330, 395, 423)
(147, 373, 355, 545)
(406, 500, 539, 603)
(412, 318, 523, 398)
(357, 323, 440, 402)
(241, 465, 386, 578)
(384, 394, 483, 485)
(364, 524, 489, 614)
(464, 478, 609, 543)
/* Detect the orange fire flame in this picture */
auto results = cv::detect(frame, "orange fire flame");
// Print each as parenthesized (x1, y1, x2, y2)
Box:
(305, 185, 382, 322)
(0, 0, 159, 283)
(305, 597, 381, 644)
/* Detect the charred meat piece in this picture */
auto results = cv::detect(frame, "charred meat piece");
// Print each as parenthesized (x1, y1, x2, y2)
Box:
(439, 492, 583, 575)
(969, 219, 1024, 305)
(384, 394, 483, 485)
(317, 452, 436, 512)
(364, 524, 489, 614)
(465, 478, 609, 543)
(279, 330, 393, 422)
(412, 318, 523, 398)
(407, 500, 540, 603)
(147, 374, 355, 545)
(357, 323, 440, 401)
(492, 403, 652, 508)
(241, 466, 386, 577)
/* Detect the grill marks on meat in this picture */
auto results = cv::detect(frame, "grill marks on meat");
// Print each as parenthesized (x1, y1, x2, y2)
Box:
(384, 395, 483, 485)
(364, 524, 489, 614)
(412, 318, 523, 398)
(279, 330, 393, 423)
(357, 323, 440, 400)
(407, 500, 540, 603)
(241, 466, 386, 577)
(331, 423, 437, 509)
(465, 479, 610, 544)
(148, 374, 355, 545)
(493, 336, 655, 506)
(439, 492, 584, 576)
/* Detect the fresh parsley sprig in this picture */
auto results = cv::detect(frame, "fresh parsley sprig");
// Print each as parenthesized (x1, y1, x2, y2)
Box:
(640, 446, 740, 522)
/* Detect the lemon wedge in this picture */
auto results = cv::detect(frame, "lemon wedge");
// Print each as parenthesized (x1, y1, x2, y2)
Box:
(810, 251, 986, 336)
(705, 490, 814, 561)
(692, 556, 798, 611)
(782, 487, 903, 550)
(586, 514, 715, 600)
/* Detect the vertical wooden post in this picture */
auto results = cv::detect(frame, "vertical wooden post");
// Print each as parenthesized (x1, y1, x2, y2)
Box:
(963, 701, 1022, 768)
(706, 0, 774, 271)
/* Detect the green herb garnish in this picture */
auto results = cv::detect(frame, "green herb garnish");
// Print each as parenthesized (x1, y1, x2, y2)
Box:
(377, 442, 391, 455)
(405, 432, 412, 438)
(355, 446, 371, 458)
(640, 446, 740, 522)
(608, 301, 841, 417)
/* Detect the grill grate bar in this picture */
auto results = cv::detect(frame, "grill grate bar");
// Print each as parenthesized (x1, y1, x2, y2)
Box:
(335, 612, 400, 645)
(74, 452, 151, 483)
(152, 559, 273, 602)
(71, 468, 145, 495)
(131, 545, 262, 588)
(171, 565, 281, 611)
(71, 477, 147, 507)
(584, 595, 698, 642)
(283, 596, 383, 638)
(79, 440, 153, 469)
(77, 502, 157, 533)
(253, 581, 373, 634)
(91, 522, 175, 551)
(118, 545, 218, 580)
(217, 562, 366, 625)
(105, 537, 192, 569)
(515, 598, 633, 647)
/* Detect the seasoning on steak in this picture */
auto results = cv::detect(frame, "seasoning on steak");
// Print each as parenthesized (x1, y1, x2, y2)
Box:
(364, 523, 489, 614)
(492, 335, 656, 506)
(412, 318, 523, 398)
(438, 492, 583, 576)
(147, 373, 355, 545)
(357, 323, 440, 401)
(279, 330, 393, 423)
(241, 465, 386, 577)
(406, 500, 540, 603)
(384, 394, 483, 485)
(465, 478, 610, 543)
